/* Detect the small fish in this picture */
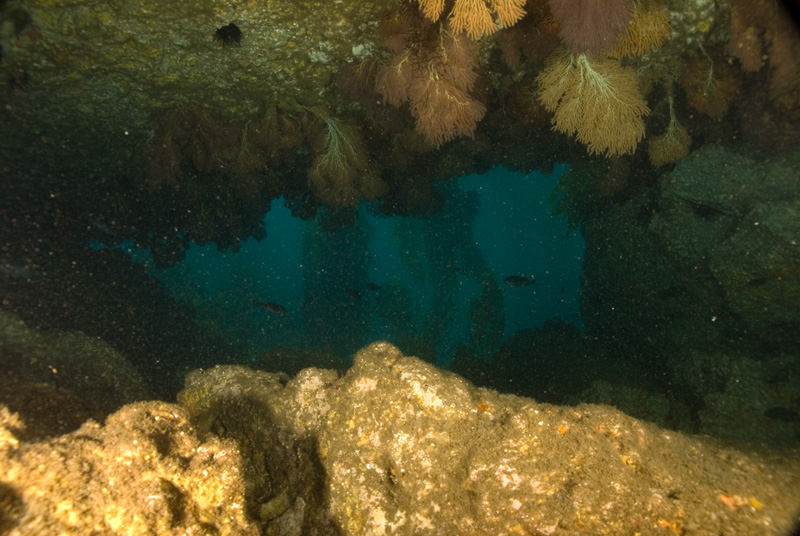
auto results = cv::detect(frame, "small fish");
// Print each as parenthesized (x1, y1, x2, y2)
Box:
(252, 300, 287, 315)
(504, 275, 536, 287)
(347, 288, 363, 299)
(366, 282, 381, 292)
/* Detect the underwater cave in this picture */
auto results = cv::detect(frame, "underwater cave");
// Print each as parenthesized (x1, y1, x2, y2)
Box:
(1, 0, 800, 533)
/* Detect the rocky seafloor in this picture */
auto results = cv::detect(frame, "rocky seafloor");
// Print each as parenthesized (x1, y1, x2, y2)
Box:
(2, 338, 799, 535)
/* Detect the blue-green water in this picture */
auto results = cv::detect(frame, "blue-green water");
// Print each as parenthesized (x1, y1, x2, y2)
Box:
(139, 166, 583, 368)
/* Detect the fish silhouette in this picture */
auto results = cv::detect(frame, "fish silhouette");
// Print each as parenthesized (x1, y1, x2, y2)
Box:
(252, 300, 287, 315)
(504, 275, 535, 287)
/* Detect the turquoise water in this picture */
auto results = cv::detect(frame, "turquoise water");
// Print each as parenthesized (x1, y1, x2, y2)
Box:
(143, 166, 584, 368)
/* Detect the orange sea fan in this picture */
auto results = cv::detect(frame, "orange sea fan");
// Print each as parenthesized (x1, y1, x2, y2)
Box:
(450, 0, 498, 38)
(434, 28, 480, 90)
(490, 0, 528, 27)
(418, 0, 527, 39)
(538, 49, 649, 155)
(418, 0, 446, 21)
(608, 1, 671, 58)
(649, 122, 690, 166)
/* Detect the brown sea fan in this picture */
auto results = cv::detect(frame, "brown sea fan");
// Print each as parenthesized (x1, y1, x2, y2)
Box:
(538, 49, 649, 155)
(409, 75, 487, 146)
(680, 55, 739, 119)
(409, 29, 487, 145)
(376, 50, 412, 106)
(547, 0, 634, 53)
(376, 22, 486, 146)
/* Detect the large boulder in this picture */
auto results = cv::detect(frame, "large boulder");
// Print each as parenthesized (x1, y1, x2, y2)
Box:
(3, 343, 800, 535)
(180, 343, 800, 535)
(0, 402, 258, 535)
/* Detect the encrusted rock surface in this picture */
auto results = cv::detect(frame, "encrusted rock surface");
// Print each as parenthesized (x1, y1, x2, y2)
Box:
(178, 342, 800, 535)
(3, 342, 800, 535)
(3, 0, 393, 135)
(0, 401, 258, 535)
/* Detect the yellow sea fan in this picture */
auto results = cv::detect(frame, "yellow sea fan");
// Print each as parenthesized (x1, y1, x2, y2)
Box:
(608, 3, 671, 58)
(489, 0, 527, 28)
(449, 0, 498, 39)
(418, 0, 445, 21)
(648, 96, 691, 166)
(419, 0, 527, 39)
(538, 49, 650, 156)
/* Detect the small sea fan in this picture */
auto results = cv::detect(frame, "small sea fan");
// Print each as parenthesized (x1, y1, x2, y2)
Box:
(649, 97, 691, 166)
(308, 117, 387, 207)
(680, 55, 739, 119)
